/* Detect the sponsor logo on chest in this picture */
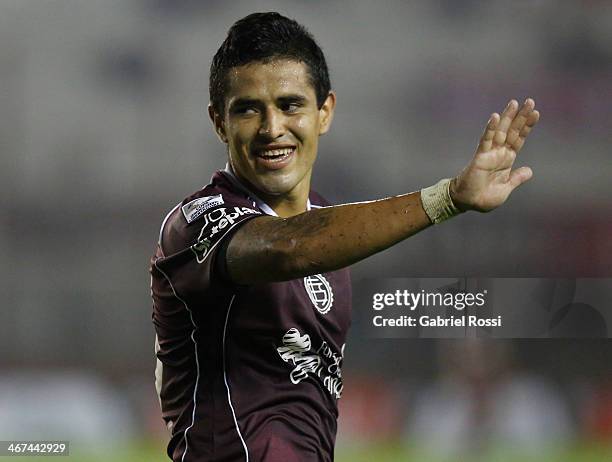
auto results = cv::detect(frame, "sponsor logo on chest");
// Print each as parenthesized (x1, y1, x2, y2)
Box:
(277, 327, 344, 399)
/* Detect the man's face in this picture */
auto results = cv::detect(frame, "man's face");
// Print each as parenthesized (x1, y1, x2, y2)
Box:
(209, 59, 335, 203)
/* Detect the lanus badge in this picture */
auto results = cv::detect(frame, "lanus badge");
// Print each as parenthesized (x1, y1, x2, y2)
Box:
(304, 274, 334, 315)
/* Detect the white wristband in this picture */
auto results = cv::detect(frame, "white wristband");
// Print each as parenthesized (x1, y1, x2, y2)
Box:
(420, 178, 462, 224)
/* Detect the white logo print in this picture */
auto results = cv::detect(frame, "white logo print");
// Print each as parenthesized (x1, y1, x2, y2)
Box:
(276, 328, 344, 399)
(200, 206, 260, 240)
(277, 328, 320, 385)
(181, 195, 225, 223)
(191, 238, 211, 264)
(304, 274, 334, 315)
(189, 206, 260, 264)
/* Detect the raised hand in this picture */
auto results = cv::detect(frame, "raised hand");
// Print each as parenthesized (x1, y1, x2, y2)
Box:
(450, 98, 540, 212)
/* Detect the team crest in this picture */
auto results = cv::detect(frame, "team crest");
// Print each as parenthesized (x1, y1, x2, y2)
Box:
(303, 274, 334, 315)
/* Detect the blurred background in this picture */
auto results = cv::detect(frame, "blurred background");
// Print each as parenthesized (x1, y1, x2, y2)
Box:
(1, 0, 611, 460)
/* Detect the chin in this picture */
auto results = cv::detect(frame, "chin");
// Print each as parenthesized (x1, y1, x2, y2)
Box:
(257, 182, 293, 197)
(254, 174, 297, 195)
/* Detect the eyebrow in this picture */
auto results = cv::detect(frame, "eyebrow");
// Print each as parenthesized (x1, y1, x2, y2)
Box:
(229, 94, 308, 110)
(277, 94, 308, 105)
(229, 98, 259, 110)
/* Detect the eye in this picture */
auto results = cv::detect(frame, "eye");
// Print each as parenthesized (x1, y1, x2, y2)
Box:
(281, 102, 302, 113)
(239, 107, 257, 115)
(231, 105, 258, 116)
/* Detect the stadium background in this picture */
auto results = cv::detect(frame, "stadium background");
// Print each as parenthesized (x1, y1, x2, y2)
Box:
(1, 0, 611, 460)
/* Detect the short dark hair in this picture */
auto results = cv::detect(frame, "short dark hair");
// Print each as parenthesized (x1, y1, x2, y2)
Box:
(209, 12, 331, 115)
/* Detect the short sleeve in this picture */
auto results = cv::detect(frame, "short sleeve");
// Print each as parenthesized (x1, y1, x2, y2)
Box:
(152, 192, 262, 299)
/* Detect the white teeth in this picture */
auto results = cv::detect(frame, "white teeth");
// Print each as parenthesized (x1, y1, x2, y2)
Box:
(259, 148, 293, 157)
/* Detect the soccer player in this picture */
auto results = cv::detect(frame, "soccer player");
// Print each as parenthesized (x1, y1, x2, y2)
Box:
(150, 12, 540, 462)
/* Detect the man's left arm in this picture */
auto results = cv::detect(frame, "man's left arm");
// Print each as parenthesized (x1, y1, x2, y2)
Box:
(224, 98, 540, 285)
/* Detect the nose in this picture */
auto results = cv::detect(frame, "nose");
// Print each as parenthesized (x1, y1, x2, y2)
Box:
(258, 108, 285, 139)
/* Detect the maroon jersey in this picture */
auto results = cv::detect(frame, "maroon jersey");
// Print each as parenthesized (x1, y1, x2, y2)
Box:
(150, 166, 352, 462)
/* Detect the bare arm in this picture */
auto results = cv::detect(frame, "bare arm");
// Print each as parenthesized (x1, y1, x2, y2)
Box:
(226, 192, 430, 284)
(227, 98, 540, 285)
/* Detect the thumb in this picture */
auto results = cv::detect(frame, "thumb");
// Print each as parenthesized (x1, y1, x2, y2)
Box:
(508, 166, 533, 190)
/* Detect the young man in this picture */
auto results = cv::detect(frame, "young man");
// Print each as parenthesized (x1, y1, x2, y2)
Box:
(150, 12, 539, 462)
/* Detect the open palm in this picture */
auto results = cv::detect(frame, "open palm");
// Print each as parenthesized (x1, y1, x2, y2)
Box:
(451, 99, 540, 212)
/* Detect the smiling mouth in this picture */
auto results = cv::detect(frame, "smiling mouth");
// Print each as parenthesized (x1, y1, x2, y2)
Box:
(255, 147, 296, 162)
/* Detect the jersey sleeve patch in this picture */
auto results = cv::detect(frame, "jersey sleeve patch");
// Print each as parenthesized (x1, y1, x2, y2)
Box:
(190, 205, 261, 263)
(181, 195, 225, 224)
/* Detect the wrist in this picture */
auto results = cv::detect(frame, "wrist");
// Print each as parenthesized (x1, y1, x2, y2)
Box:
(420, 178, 464, 224)
(449, 177, 469, 213)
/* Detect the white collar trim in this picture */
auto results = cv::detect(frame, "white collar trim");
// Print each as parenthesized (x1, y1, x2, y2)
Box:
(222, 163, 311, 216)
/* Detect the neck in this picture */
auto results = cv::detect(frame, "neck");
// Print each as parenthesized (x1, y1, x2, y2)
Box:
(225, 164, 310, 218)
(264, 193, 308, 218)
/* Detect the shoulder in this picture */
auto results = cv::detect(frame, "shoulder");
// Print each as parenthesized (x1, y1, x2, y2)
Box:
(179, 171, 258, 224)
(157, 170, 262, 256)
(309, 190, 333, 208)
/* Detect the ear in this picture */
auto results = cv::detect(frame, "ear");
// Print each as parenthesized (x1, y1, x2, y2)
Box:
(318, 91, 336, 135)
(208, 104, 228, 143)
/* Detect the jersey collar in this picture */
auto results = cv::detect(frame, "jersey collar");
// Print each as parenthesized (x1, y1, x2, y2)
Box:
(222, 163, 312, 217)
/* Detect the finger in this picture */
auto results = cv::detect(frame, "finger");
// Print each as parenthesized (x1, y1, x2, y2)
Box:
(506, 98, 535, 147)
(512, 110, 540, 153)
(477, 113, 500, 153)
(520, 110, 540, 137)
(494, 99, 519, 146)
(508, 166, 533, 190)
